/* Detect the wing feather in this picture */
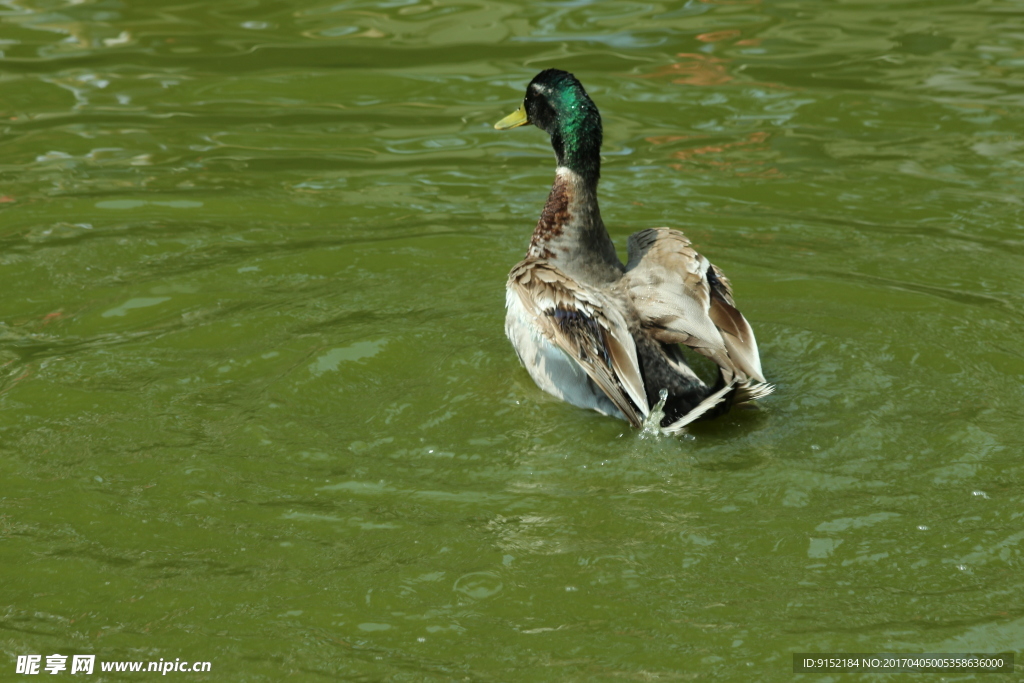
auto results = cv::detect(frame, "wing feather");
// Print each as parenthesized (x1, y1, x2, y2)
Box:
(508, 260, 650, 425)
(622, 228, 768, 388)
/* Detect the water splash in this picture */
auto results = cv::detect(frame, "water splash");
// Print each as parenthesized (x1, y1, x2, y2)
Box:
(639, 389, 668, 440)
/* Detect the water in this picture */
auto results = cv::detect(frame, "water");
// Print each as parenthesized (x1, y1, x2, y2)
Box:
(2, 0, 1022, 680)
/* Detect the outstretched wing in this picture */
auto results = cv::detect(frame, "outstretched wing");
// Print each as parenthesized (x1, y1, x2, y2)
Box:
(622, 228, 768, 388)
(507, 259, 650, 426)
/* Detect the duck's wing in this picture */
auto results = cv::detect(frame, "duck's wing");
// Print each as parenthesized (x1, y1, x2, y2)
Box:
(507, 259, 650, 426)
(621, 228, 768, 388)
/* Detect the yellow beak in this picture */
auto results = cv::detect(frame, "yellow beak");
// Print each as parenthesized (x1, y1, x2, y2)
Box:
(494, 103, 529, 130)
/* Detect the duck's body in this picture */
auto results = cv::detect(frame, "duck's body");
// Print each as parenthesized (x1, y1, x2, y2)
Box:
(496, 70, 772, 432)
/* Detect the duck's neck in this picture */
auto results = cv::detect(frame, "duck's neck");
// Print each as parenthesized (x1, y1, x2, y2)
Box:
(527, 167, 623, 283)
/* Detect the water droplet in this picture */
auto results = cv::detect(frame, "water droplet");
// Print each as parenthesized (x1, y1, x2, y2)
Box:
(639, 389, 669, 439)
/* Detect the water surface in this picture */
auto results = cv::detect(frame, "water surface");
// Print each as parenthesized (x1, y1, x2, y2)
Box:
(1, 0, 1022, 680)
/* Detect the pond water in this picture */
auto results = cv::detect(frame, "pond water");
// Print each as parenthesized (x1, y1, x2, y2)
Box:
(1, 0, 1022, 680)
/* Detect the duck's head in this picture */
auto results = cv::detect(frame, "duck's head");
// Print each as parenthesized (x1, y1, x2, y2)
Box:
(495, 69, 602, 182)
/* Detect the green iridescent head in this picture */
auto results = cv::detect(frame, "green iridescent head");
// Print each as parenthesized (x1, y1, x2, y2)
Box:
(495, 69, 603, 182)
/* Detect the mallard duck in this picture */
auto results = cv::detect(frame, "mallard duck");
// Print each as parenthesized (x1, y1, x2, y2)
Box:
(495, 69, 773, 433)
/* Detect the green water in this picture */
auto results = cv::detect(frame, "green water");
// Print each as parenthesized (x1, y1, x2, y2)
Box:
(2, 0, 1022, 680)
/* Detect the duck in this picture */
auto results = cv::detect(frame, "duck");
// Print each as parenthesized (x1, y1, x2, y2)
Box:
(495, 69, 773, 433)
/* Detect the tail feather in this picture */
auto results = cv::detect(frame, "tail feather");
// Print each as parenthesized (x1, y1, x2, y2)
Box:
(735, 381, 774, 404)
(660, 379, 773, 435)
(661, 380, 737, 434)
